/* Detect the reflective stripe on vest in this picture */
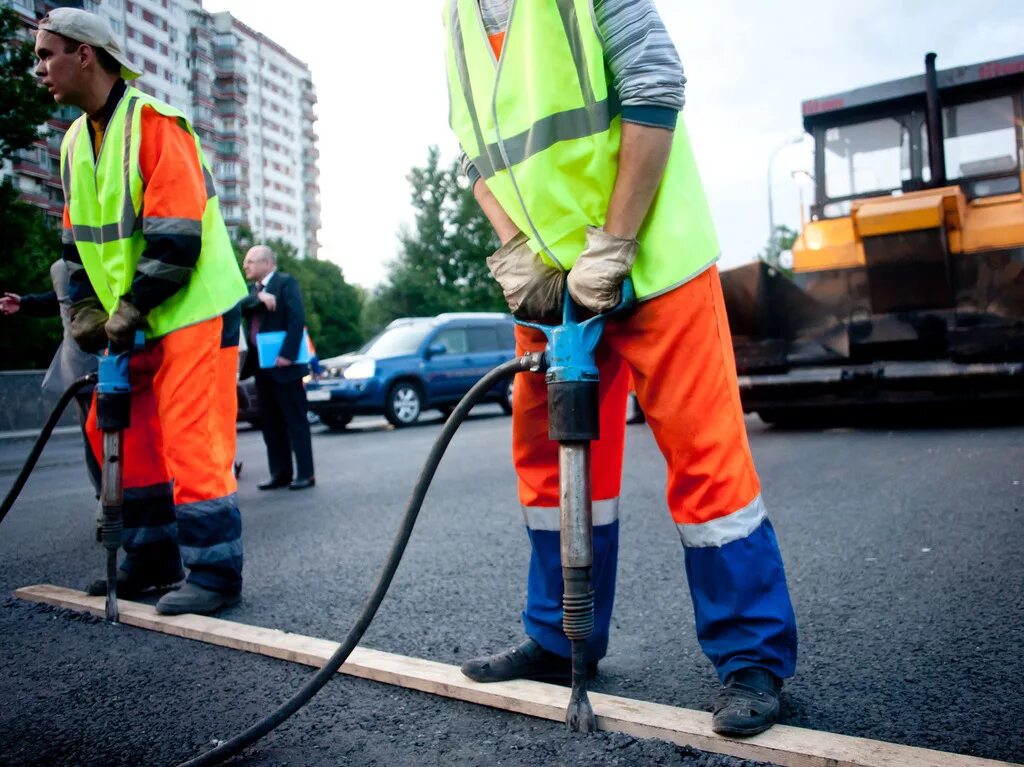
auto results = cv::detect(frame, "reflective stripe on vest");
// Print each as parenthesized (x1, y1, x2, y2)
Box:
(60, 87, 246, 338)
(445, 0, 720, 299)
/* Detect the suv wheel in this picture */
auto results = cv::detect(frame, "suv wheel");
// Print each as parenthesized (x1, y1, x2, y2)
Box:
(498, 378, 513, 415)
(385, 381, 422, 427)
(320, 412, 353, 431)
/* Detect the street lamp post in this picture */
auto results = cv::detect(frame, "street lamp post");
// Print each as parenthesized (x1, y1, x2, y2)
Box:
(767, 135, 806, 254)
(791, 169, 815, 230)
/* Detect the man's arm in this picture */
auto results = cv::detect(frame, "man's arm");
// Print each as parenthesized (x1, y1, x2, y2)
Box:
(604, 121, 674, 239)
(596, 0, 684, 234)
(126, 106, 207, 314)
(13, 290, 61, 317)
(276, 276, 306, 365)
(473, 176, 520, 245)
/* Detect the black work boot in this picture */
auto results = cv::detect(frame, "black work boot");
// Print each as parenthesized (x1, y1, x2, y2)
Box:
(712, 667, 783, 737)
(86, 573, 183, 599)
(461, 638, 598, 684)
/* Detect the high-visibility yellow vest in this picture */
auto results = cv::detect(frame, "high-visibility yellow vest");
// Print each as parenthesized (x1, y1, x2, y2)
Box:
(60, 86, 246, 338)
(445, 0, 720, 300)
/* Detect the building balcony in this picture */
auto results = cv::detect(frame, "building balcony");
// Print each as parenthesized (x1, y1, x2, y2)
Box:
(213, 84, 249, 101)
(14, 159, 52, 180)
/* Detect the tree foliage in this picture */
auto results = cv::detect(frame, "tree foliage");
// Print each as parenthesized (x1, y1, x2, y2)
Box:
(232, 230, 364, 359)
(362, 146, 504, 335)
(759, 224, 799, 269)
(0, 181, 63, 370)
(0, 6, 57, 161)
(0, 7, 62, 370)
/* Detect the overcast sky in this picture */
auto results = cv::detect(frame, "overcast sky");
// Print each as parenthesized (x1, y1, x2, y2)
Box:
(204, 1, 1024, 289)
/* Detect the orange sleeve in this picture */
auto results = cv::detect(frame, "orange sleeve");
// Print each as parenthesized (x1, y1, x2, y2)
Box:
(137, 106, 206, 222)
(127, 107, 207, 313)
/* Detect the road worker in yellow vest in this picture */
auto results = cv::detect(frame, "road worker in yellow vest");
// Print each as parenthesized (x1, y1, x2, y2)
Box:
(35, 8, 247, 615)
(445, 0, 799, 736)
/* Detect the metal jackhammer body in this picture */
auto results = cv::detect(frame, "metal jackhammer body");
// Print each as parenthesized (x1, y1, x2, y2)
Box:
(517, 281, 635, 732)
(95, 336, 140, 622)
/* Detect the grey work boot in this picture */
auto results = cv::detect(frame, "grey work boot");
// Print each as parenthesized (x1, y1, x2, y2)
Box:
(461, 638, 598, 684)
(712, 667, 783, 737)
(155, 582, 240, 615)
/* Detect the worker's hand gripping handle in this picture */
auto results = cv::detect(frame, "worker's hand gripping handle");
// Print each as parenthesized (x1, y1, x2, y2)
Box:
(516, 280, 635, 441)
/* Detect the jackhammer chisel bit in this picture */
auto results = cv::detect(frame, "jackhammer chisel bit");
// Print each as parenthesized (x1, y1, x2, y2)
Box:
(516, 280, 635, 732)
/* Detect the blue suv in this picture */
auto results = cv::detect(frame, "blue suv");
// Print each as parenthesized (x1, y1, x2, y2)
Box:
(305, 312, 517, 429)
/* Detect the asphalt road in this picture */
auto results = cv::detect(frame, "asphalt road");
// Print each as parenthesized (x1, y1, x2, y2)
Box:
(1, 406, 1021, 767)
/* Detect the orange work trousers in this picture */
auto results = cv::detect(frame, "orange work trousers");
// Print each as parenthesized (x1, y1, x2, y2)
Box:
(513, 266, 797, 681)
(87, 313, 243, 595)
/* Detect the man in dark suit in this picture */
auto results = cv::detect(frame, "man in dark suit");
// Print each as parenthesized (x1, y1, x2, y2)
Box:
(240, 245, 315, 491)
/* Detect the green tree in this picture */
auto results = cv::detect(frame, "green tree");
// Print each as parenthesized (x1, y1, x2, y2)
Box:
(234, 235, 364, 359)
(0, 183, 63, 370)
(758, 224, 798, 269)
(0, 6, 61, 370)
(362, 146, 504, 335)
(0, 6, 57, 159)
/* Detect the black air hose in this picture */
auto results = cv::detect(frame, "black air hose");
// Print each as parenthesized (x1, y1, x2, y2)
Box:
(0, 374, 97, 526)
(177, 352, 543, 767)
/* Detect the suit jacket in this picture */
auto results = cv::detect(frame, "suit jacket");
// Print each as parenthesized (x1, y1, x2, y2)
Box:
(239, 271, 308, 382)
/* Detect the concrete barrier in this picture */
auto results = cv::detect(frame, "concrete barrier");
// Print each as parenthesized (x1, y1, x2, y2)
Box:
(0, 371, 82, 433)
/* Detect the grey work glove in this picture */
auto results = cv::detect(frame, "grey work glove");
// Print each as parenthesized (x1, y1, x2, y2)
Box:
(69, 297, 110, 353)
(105, 298, 145, 351)
(486, 232, 565, 322)
(567, 226, 639, 313)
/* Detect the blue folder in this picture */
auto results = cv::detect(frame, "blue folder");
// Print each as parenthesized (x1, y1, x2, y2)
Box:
(255, 330, 312, 369)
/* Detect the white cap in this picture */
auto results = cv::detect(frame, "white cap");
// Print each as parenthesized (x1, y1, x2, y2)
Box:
(37, 8, 141, 81)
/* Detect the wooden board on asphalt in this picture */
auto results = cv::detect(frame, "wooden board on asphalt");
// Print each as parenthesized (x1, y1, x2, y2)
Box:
(15, 584, 1018, 767)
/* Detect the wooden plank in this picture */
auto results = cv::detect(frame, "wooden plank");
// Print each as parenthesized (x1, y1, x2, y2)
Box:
(14, 584, 1017, 767)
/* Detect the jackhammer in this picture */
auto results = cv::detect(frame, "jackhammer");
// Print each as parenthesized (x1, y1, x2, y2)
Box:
(516, 279, 636, 732)
(94, 338, 139, 622)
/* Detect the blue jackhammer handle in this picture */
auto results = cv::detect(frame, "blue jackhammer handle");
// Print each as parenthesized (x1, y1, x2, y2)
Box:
(514, 278, 636, 342)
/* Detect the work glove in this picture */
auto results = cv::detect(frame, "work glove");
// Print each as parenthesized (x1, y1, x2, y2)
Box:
(68, 297, 110, 353)
(486, 232, 565, 322)
(567, 226, 639, 314)
(105, 298, 145, 351)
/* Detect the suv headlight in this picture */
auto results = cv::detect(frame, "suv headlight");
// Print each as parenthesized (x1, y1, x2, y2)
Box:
(344, 358, 376, 380)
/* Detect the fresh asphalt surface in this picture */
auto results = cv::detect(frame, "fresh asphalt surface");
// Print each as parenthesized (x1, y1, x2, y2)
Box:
(1, 405, 1022, 767)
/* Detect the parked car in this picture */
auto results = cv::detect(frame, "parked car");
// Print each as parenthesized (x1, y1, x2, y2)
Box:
(305, 312, 517, 429)
(237, 376, 260, 428)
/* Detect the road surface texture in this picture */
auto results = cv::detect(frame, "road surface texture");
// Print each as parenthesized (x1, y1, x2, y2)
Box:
(1, 405, 1021, 766)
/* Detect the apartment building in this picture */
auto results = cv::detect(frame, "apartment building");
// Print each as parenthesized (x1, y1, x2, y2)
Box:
(1, 0, 320, 258)
(209, 12, 320, 258)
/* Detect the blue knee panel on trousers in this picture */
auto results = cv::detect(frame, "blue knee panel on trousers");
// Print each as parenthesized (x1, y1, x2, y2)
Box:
(522, 520, 619, 661)
(176, 493, 243, 595)
(683, 518, 798, 682)
(121, 483, 184, 584)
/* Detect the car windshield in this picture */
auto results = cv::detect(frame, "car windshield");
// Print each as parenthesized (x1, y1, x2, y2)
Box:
(359, 323, 434, 358)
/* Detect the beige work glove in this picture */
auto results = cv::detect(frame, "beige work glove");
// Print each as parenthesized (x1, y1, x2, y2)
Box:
(105, 298, 145, 351)
(567, 226, 639, 313)
(486, 232, 565, 322)
(68, 297, 110, 353)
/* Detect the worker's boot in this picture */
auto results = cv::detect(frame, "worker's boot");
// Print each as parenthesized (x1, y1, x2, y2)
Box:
(461, 638, 597, 684)
(86, 572, 183, 599)
(155, 582, 241, 615)
(711, 667, 783, 737)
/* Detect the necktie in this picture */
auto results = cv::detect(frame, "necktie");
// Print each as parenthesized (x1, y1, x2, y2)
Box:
(250, 282, 264, 344)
